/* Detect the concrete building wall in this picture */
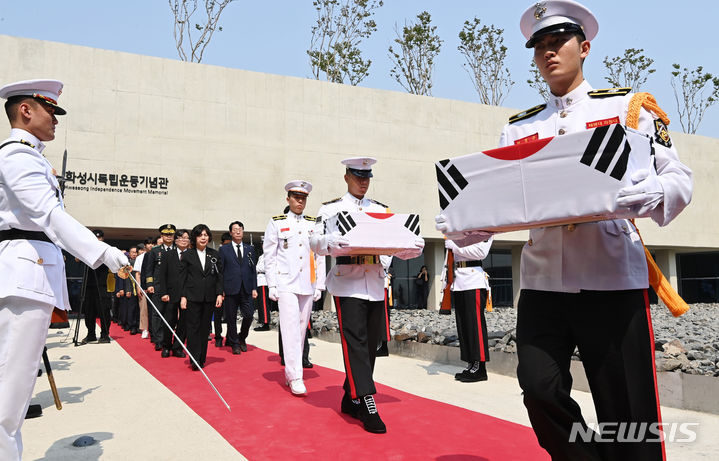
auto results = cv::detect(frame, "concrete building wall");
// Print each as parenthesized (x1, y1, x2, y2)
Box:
(2, 35, 717, 307)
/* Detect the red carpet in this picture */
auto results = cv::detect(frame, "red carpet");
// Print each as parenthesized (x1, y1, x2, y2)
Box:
(111, 328, 548, 460)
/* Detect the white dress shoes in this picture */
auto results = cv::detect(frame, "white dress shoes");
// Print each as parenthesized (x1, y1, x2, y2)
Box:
(287, 379, 307, 396)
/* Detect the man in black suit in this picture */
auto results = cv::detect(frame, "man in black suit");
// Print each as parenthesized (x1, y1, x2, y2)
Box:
(218, 221, 258, 355)
(156, 229, 190, 358)
(143, 224, 176, 351)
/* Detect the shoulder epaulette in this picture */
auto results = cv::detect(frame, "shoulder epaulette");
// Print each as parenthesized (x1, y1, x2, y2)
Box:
(322, 197, 341, 205)
(272, 214, 287, 221)
(509, 104, 547, 124)
(19, 139, 35, 148)
(303, 215, 316, 222)
(369, 199, 389, 208)
(588, 87, 631, 98)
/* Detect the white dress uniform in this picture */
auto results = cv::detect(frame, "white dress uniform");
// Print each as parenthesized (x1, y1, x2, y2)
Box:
(442, 239, 493, 368)
(502, 3, 694, 460)
(263, 181, 325, 389)
(0, 79, 127, 461)
(256, 254, 267, 287)
(311, 192, 392, 301)
(499, 79, 693, 292)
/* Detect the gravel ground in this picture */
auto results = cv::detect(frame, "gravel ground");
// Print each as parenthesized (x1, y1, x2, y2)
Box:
(299, 303, 719, 377)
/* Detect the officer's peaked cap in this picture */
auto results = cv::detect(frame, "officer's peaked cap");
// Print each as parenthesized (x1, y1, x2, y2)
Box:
(285, 180, 312, 195)
(159, 224, 177, 234)
(0, 79, 67, 115)
(342, 157, 377, 178)
(521, 0, 598, 48)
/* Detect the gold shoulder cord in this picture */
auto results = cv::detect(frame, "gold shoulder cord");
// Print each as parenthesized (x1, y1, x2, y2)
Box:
(626, 92, 688, 317)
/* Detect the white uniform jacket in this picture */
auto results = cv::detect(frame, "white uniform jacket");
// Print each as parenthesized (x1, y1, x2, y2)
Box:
(498, 81, 693, 293)
(0, 129, 110, 309)
(263, 211, 325, 296)
(256, 254, 267, 287)
(310, 193, 394, 301)
(442, 239, 492, 292)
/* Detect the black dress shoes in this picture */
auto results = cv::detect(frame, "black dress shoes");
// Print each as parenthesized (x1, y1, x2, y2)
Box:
(154, 343, 163, 351)
(172, 349, 186, 358)
(457, 362, 488, 382)
(232, 347, 242, 355)
(302, 359, 314, 369)
(253, 324, 270, 331)
(97, 336, 111, 344)
(161, 349, 171, 358)
(341, 393, 360, 419)
(80, 336, 97, 345)
(358, 395, 386, 434)
(239, 341, 247, 352)
(215, 338, 223, 347)
(130, 328, 139, 335)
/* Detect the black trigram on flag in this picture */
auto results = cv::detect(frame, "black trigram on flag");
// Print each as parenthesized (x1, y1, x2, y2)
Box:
(335, 211, 357, 236)
(579, 124, 632, 180)
(403, 214, 420, 235)
(436, 159, 469, 210)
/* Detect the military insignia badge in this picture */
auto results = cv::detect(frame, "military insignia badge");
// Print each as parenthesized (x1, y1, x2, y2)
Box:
(654, 119, 672, 148)
(534, 2, 547, 19)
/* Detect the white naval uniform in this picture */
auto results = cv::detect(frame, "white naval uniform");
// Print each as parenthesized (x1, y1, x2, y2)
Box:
(0, 128, 121, 461)
(498, 81, 693, 292)
(256, 254, 267, 287)
(263, 211, 325, 382)
(443, 239, 492, 292)
(310, 192, 393, 301)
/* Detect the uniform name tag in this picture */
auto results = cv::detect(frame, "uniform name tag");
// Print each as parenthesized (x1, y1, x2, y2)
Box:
(514, 133, 539, 145)
(586, 116, 619, 129)
(280, 227, 290, 232)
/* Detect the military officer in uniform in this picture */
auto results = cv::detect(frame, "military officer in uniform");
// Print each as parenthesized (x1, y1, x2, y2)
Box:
(474, 2, 693, 459)
(263, 180, 325, 395)
(310, 157, 424, 433)
(0, 79, 128, 461)
(441, 238, 493, 382)
(253, 251, 272, 331)
(143, 224, 176, 351)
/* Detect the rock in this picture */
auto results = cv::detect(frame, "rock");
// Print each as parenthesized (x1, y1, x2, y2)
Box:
(416, 331, 431, 343)
(663, 339, 687, 356)
(394, 333, 413, 342)
(687, 350, 705, 361)
(443, 335, 458, 345)
(657, 358, 682, 372)
(488, 330, 506, 340)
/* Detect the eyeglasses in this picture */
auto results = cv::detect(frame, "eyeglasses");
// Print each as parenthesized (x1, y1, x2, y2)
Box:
(176, 236, 189, 240)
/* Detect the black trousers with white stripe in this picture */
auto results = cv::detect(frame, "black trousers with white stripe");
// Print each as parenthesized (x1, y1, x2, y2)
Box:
(516, 289, 664, 461)
(453, 288, 490, 363)
(335, 297, 384, 399)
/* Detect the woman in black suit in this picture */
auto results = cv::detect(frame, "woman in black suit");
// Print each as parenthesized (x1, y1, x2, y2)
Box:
(180, 224, 224, 370)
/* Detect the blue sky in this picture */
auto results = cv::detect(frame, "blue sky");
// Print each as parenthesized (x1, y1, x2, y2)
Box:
(1, 0, 717, 137)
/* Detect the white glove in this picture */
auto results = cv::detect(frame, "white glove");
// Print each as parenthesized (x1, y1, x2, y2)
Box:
(102, 246, 129, 272)
(435, 214, 449, 233)
(268, 287, 279, 302)
(313, 289, 322, 302)
(326, 232, 350, 250)
(616, 169, 664, 216)
(445, 239, 457, 250)
(394, 237, 425, 260)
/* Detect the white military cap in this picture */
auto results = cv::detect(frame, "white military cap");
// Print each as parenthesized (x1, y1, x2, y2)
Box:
(520, 0, 598, 48)
(0, 79, 67, 115)
(285, 180, 312, 195)
(341, 156, 377, 178)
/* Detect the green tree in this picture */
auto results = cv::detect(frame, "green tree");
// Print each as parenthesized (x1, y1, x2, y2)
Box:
(308, 0, 383, 86)
(527, 61, 550, 101)
(388, 11, 442, 96)
(602, 48, 655, 90)
(671, 64, 719, 134)
(457, 18, 513, 106)
(168, 0, 236, 63)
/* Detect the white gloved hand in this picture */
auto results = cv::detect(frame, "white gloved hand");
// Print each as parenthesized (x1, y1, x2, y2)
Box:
(268, 287, 279, 302)
(313, 289, 322, 302)
(326, 232, 350, 250)
(413, 236, 425, 250)
(444, 239, 457, 250)
(435, 214, 449, 233)
(616, 169, 664, 216)
(394, 237, 425, 260)
(103, 246, 129, 272)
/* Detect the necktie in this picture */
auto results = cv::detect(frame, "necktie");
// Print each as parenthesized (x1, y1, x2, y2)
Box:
(237, 244, 242, 260)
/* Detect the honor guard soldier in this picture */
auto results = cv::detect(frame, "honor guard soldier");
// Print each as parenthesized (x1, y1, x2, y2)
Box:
(263, 180, 325, 395)
(253, 252, 272, 331)
(310, 157, 424, 433)
(143, 223, 176, 351)
(0, 79, 128, 461)
(442, 239, 493, 382)
(495, 2, 693, 459)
